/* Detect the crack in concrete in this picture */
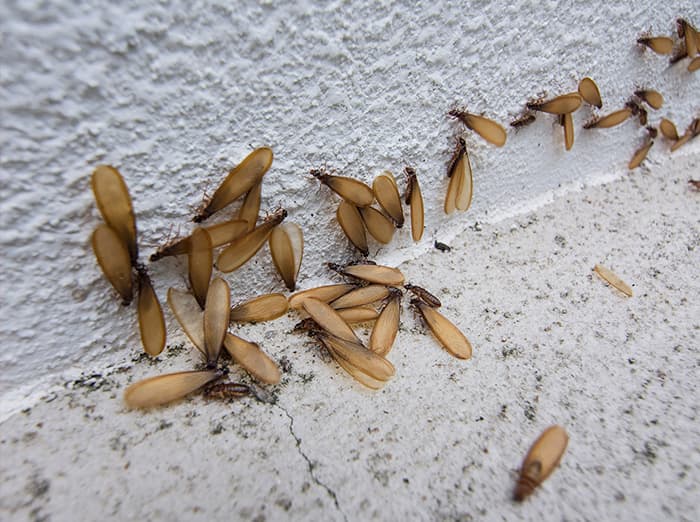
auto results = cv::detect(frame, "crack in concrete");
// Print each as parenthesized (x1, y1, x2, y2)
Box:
(276, 404, 348, 522)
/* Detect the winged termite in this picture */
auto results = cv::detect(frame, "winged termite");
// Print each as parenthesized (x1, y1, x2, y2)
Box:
(444, 138, 473, 214)
(659, 118, 679, 140)
(559, 113, 574, 151)
(91, 224, 134, 305)
(369, 289, 401, 356)
(237, 180, 263, 231)
(373, 171, 404, 227)
(91, 165, 138, 263)
(330, 285, 390, 309)
(412, 300, 472, 359)
(526, 93, 582, 115)
(634, 89, 663, 110)
(230, 293, 289, 323)
(136, 269, 166, 357)
(637, 36, 674, 55)
(583, 108, 632, 129)
(434, 241, 451, 252)
(336, 201, 369, 256)
(150, 219, 249, 261)
(216, 208, 287, 272)
(330, 263, 405, 286)
(404, 284, 441, 308)
(315, 332, 395, 381)
(124, 369, 222, 409)
(223, 333, 281, 384)
(204, 382, 251, 400)
(514, 425, 569, 501)
(578, 78, 602, 108)
(510, 112, 536, 128)
(448, 109, 507, 147)
(628, 139, 654, 170)
(593, 264, 633, 297)
(269, 222, 304, 291)
(188, 227, 213, 309)
(301, 297, 361, 343)
(311, 168, 374, 207)
(167, 288, 206, 355)
(310, 332, 387, 389)
(288, 283, 358, 310)
(670, 119, 700, 151)
(203, 277, 230, 366)
(677, 18, 698, 57)
(404, 167, 424, 242)
(337, 306, 380, 323)
(193, 147, 273, 222)
(359, 206, 395, 244)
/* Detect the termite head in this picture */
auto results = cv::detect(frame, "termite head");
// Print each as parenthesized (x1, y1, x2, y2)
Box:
(646, 126, 658, 139)
(293, 318, 319, 334)
(264, 207, 288, 226)
(510, 112, 536, 128)
(310, 167, 332, 183)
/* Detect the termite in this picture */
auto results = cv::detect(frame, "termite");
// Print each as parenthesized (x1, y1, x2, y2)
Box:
(203, 382, 251, 401)
(514, 425, 569, 501)
(269, 222, 304, 291)
(510, 112, 536, 128)
(329, 262, 405, 286)
(404, 284, 442, 308)
(411, 298, 472, 359)
(230, 293, 289, 323)
(448, 109, 507, 147)
(125, 369, 223, 409)
(558, 113, 575, 151)
(633, 89, 663, 110)
(434, 241, 451, 252)
(373, 171, 404, 228)
(577, 77, 602, 108)
(444, 137, 473, 214)
(369, 288, 402, 356)
(311, 167, 374, 207)
(526, 93, 582, 115)
(636, 36, 674, 55)
(583, 108, 632, 129)
(404, 167, 424, 242)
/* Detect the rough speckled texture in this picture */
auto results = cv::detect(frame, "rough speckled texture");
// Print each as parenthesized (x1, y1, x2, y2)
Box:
(1, 152, 698, 521)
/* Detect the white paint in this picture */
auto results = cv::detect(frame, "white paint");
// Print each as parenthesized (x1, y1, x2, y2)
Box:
(0, 0, 698, 408)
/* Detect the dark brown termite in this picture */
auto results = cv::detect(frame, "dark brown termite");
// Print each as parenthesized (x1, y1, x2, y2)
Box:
(434, 241, 451, 252)
(203, 382, 251, 400)
(404, 284, 442, 308)
(510, 112, 537, 128)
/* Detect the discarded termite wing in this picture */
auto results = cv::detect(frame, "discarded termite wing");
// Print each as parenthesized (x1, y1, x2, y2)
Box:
(412, 299, 472, 360)
(514, 425, 569, 501)
(593, 264, 633, 297)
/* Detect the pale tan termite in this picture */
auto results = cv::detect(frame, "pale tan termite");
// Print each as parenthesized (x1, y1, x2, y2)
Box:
(194, 147, 273, 222)
(559, 113, 575, 151)
(336, 200, 369, 256)
(359, 206, 395, 244)
(404, 167, 424, 242)
(583, 108, 632, 129)
(301, 297, 361, 344)
(91, 224, 134, 305)
(331, 263, 405, 286)
(514, 425, 569, 501)
(404, 284, 441, 308)
(187, 227, 213, 309)
(413, 300, 472, 359)
(230, 293, 289, 323)
(167, 288, 206, 356)
(91, 165, 138, 263)
(577, 78, 602, 108)
(659, 118, 679, 140)
(337, 305, 380, 324)
(237, 180, 263, 232)
(269, 222, 304, 291)
(373, 171, 404, 227)
(689, 56, 700, 72)
(216, 208, 287, 273)
(594, 264, 633, 297)
(150, 219, 249, 261)
(444, 137, 473, 214)
(678, 18, 698, 57)
(203, 277, 230, 366)
(124, 369, 222, 409)
(330, 284, 390, 310)
(223, 333, 281, 384)
(628, 139, 654, 170)
(637, 36, 674, 55)
(526, 93, 582, 115)
(136, 270, 166, 357)
(634, 89, 663, 110)
(369, 289, 401, 356)
(288, 283, 358, 310)
(311, 168, 374, 207)
(448, 109, 507, 147)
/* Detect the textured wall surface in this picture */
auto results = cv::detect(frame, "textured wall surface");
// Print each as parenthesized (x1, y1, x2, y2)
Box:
(1, 1, 698, 404)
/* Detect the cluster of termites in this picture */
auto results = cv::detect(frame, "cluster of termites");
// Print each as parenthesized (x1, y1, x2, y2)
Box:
(89, 16, 698, 503)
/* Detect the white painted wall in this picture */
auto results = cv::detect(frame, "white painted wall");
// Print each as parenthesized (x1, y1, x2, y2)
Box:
(1, 0, 698, 402)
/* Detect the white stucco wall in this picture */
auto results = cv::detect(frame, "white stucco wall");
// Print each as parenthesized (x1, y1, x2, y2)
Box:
(1, 0, 698, 406)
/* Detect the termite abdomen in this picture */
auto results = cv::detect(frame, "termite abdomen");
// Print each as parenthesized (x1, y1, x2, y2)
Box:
(204, 382, 251, 400)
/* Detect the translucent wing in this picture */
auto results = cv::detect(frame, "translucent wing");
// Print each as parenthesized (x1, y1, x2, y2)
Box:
(137, 271, 166, 356)
(527, 93, 582, 114)
(373, 171, 404, 227)
(336, 201, 369, 255)
(407, 170, 424, 241)
(167, 288, 205, 355)
(659, 118, 679, 140)
(340, 264, 405, 286)
(216, 209, 286, 273)
(416, 301, 473, 359)
(322, 175, 374, 207)
(583, 108, 632, 129)
(194, 147, 273, 221)
(330, 285, 390, 309)
(369, 292, 401, 356)
(319, 333, 395, 381)
(223, 333, 281, 384)
(91, 224, 134, 304)
(461, 112, 507, 147)
(269, 222, 304, 291)
(561, 113, 574, 151)
(188, 227, 213, 309)
(514, 425, 569, 501)
(628, 140, 654, 170)
(301, 297, 361, 343)
(577, 77, 602, 108)
(203, 277, 230, 366)
(91, 165, 138, 263)
(634, 89, 663, 110)
(124, 370, 221, 409)
(637, 36, 673, 55)
(359, 206, 395, 244)
(237, 180, 262, 231)
(230, 293, 289, 323)
(337, 305, 380, 323)
(593, 264, 633, 296)
(288, 284, 358, 310)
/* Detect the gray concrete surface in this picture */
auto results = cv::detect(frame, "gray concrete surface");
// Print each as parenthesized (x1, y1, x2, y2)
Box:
(1, 152, 698, 521)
